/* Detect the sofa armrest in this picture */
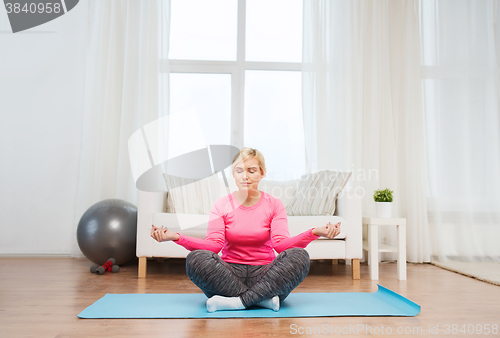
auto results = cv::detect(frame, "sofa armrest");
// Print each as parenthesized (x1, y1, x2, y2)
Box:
(336, 188, 362, 259)
(136, 190, 166, 258)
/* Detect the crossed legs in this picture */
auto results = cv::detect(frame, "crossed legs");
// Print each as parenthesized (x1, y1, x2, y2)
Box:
(185, 248, 310, 312)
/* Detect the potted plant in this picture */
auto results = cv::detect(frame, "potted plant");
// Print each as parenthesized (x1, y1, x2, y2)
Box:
(373, 188, 393, 218)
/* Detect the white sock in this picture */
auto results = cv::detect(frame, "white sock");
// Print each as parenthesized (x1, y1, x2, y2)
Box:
(256, 296, 280, 312)
(206, 295, 246, 313)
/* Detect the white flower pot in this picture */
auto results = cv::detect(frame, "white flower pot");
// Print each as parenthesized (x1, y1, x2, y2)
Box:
(375, 202, 392, 218)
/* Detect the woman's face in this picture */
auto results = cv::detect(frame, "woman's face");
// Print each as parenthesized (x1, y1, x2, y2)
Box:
(232, 156, 265, 192)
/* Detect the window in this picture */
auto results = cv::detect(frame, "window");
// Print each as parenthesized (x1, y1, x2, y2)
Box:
(166, 0, 305, 180)
(419, 0, 497, 210)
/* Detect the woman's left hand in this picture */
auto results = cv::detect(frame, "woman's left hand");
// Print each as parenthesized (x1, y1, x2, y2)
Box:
(312, 222, 341, 239)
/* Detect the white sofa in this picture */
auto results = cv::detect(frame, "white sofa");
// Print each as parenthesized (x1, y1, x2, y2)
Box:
(136, 177, 363, 279)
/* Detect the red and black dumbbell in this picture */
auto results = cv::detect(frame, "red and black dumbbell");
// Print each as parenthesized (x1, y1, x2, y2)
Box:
(90, 258, 120, 275)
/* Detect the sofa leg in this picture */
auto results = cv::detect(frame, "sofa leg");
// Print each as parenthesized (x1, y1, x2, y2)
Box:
(138, 257, 147, 278)
(352, 259, 360, 280)
(332, 259, 338, 265)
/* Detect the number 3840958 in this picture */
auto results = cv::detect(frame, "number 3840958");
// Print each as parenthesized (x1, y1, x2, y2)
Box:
(444, 324, 498, 335)
(5, 2, 62, 14)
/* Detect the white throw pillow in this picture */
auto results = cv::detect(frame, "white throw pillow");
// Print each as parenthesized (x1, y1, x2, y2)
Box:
(216, 169, 238, 197)
(285, 170, 352, 216)
(163, 173, 221, 215)
(258, 179, 300, 208)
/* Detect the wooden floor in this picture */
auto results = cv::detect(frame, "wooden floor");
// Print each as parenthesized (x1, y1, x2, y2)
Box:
(1, 258, 499, 338)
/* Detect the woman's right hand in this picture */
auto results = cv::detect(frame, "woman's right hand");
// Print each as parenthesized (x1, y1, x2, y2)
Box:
(151, 225, 180, 242)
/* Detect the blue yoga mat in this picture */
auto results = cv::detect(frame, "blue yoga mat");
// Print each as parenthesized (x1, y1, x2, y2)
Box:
(77, 284, 420, 319)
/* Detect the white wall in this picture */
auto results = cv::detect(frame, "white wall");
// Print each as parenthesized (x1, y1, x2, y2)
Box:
(0, 5, 87, 255)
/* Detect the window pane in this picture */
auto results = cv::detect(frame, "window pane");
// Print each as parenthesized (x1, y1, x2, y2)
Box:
(420, 0, 437, 66)
(246, 0, 302, 62)
(169, 73, 231, 146)
(244, 70, 305, 180)
(169, 0, 237, 61)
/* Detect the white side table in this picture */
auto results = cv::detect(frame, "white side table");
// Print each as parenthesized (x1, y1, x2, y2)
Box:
(362, 217, 407, 280)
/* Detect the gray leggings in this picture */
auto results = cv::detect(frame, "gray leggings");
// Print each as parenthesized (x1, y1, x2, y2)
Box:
(185, 248, 310, 308)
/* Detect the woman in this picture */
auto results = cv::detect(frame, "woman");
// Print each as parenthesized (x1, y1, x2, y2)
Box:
(151, 147, 341, 312)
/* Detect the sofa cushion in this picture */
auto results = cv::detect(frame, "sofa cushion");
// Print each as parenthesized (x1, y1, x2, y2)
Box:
(286, 170, 352, 216)
(216, 169, 239, 197)
(163, 173, 220, 215)
(163, 169, 350, 216)
(258, 178, 300, 208)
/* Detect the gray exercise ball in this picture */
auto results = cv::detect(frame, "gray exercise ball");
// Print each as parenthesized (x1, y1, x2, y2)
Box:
(77, 199, 137, 266)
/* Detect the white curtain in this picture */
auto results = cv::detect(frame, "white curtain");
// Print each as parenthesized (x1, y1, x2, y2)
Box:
(421, 0, 500, 262)
(303, 0, 431, 263)
(72, 0, 170, 257)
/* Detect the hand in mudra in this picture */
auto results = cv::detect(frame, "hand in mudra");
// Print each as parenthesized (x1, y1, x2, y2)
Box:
(312, 222, 341, 239)
(151, 225, 180, 242)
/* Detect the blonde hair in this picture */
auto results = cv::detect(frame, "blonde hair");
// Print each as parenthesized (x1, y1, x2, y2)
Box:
(231, 147, 267, 176)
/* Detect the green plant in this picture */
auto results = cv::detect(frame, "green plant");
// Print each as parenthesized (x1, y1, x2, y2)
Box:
(373, 188, 393, 202)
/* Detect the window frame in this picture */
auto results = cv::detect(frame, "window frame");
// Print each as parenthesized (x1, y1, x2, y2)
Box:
(162, 0, 302, 149)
